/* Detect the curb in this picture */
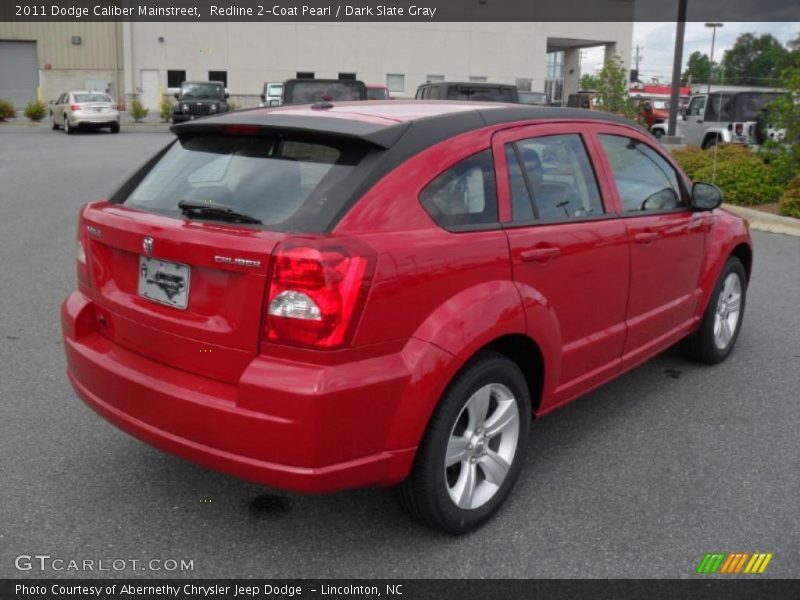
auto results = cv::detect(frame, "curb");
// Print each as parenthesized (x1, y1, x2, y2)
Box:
(723, 204, 800, 237)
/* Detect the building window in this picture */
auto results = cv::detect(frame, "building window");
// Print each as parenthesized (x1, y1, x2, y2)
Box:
(469, 76, 488, 82)
(545, 51, 566, 104)
(426, 74, 444, 83)
(208, 71, 227, 87)
(338, 72, 356, 80)
(167, 70, 186, 88)
(296, 71, 315, 79)
(386, 74, 405, 93)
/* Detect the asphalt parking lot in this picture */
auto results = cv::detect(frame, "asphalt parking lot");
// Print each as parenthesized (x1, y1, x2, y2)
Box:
(1, 127, 798, 579)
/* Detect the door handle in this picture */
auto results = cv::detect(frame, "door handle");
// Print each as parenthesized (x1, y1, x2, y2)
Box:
(520, 247, 561, 262)
(633, 231, 659, 244)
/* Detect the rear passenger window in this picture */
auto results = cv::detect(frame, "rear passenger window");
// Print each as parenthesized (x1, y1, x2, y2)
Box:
(599, 135, 683, 212)
(507, 134, 604, 221)
(420, 150, 498, 229)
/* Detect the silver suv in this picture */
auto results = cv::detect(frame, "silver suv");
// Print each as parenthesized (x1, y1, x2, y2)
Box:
(652, 91, 787, 148)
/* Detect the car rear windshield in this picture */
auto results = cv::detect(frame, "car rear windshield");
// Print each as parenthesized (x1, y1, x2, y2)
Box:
(181, 83, 224, 98)
(446, 86, 515, 102)
(285, 82, 365, 103)
(75, 93, 111, 103)
(118, 134, 370, 232)
(367, 88, 389, 100)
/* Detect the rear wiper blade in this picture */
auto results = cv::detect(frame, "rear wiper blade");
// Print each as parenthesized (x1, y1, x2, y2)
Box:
(177, 200, 262, 224)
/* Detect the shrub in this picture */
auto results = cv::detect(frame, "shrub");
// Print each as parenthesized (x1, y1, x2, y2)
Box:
(226, 99, 241, 112)
(130, 99, 148, 122)
(672, 143, 784, 206)
(24, 100, 46, 121)
(159, 97, 173, 122)
(0, 98, 16, 120)
(779, 176, 800, 218)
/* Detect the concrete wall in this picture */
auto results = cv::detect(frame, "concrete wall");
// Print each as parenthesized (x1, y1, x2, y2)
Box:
(124, 21, 633, 105)
(0, 22, 124, 103)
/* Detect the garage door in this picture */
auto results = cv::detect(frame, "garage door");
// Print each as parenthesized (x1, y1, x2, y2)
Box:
(0, 41, 39, 108)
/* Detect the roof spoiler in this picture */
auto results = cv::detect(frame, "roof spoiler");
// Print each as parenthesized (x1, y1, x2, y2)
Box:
(171, 111, 410, 149)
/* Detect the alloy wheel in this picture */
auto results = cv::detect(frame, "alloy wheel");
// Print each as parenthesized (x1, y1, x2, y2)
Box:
(445, 383, 520, 510)
(713, 272, 742, 350)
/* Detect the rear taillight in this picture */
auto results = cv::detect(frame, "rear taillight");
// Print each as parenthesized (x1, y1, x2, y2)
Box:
(76, 208, 89, 287)
(735, 123, 744, 135)
(69, 104, 81, 112)
(265, 240, 373, 349)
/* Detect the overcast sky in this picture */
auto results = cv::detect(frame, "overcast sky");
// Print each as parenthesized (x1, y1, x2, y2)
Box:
(581, 22, 800, 83)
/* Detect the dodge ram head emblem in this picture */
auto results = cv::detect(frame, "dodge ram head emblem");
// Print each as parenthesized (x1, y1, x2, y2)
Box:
(143, 237, 153, 255)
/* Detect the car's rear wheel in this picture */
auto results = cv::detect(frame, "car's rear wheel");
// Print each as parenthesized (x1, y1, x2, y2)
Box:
(50, 112, 59, 130)
(64, 115, 73, 135)
(681, 257, 746, 364)
(110, 122, 120, 134)
(702, 135, 719, 150)
(398, 353, 531, 533)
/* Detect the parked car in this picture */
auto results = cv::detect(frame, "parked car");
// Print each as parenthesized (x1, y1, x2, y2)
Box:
(518, 91, 549, 106)
(415, 82, 519, 103)
(259, 82, 284, 107)
(367, 84, 392, 100)
(282, 78, 368, 104)
(62, 101, 752, 533)
(635, 97, 670, 128)
(171, 81, 229, 124)
(50, 91, 120, 134)
(650, 91, 789, 147)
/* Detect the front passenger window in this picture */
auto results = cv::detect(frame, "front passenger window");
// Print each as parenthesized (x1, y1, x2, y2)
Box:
(599, 135, 683, 213)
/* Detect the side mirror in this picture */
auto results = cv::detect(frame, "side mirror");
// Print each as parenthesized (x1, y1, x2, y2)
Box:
(691, 182, 723, 211)
(224, 92, 230, 99)
(260, 93, 265, 101)
(174, 92, 179, 100)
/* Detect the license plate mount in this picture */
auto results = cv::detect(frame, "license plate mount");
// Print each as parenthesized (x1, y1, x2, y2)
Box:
(138, 256, 191, 310)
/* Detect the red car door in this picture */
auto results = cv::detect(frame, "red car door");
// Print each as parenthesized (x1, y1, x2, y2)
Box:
(493, 123, 630, 411)
(593, 128, 709, 369)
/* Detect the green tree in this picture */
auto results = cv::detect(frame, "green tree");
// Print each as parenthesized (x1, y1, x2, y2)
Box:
(594, 54, 637, 119)
(682, 51, 712, 84)
(720, 33, 792, 86)
(580, 73, 599, 90)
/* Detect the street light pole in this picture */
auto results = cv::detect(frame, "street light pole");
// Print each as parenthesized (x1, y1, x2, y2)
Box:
(705, 22, 724, 95)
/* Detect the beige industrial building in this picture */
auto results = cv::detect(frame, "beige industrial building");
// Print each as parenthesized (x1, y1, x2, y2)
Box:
(1, 19, 632, 109)
(0, 22, 124, 106)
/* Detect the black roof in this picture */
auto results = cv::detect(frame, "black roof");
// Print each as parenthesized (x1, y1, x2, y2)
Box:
(171, 101, 647, 149)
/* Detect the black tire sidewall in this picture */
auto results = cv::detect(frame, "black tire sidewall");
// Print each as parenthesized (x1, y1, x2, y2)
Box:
(419, 355, 531, 533)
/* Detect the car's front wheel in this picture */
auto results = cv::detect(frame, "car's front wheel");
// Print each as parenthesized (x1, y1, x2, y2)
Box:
(681, 257, 747, 364)
(50, 112, 59, 130)
(398, 353, 531, 533)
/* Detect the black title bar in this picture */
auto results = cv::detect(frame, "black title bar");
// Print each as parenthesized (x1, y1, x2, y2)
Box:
(2, 0, 800, 22)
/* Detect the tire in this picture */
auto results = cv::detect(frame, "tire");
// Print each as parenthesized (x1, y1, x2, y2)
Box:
(702, 135, 719, 150)
(398, 352, 532, 534)
(64, 115, 73, 135)
(681, 257, 747, 365)
(653, 129, 664, 140)
(50, 112, 59, 130)
(110, 122, 120, 133)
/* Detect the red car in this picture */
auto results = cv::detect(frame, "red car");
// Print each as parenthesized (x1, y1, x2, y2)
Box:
(62, 101, 752, 533)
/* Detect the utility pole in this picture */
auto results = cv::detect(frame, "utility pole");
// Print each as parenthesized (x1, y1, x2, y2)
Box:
(667, 0, 687, 139)
(634, 45, 643, 73)
(705, 22, 724, 94)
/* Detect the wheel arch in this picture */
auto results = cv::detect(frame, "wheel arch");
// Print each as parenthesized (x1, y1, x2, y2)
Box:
(731, 242, 753, 283)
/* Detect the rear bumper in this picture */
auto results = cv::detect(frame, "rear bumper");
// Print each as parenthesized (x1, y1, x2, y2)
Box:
(61, 291, 434, 492)
(70, 112, 119, 126)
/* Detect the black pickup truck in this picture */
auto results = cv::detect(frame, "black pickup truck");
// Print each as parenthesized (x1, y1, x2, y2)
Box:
(172, 81, 229, 124)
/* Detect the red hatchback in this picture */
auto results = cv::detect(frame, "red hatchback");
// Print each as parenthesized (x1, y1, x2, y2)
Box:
(62, 101, 752, 533)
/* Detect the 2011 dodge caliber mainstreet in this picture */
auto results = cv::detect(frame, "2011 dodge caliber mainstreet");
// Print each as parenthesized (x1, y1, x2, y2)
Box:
(62, 101, 752, 533)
